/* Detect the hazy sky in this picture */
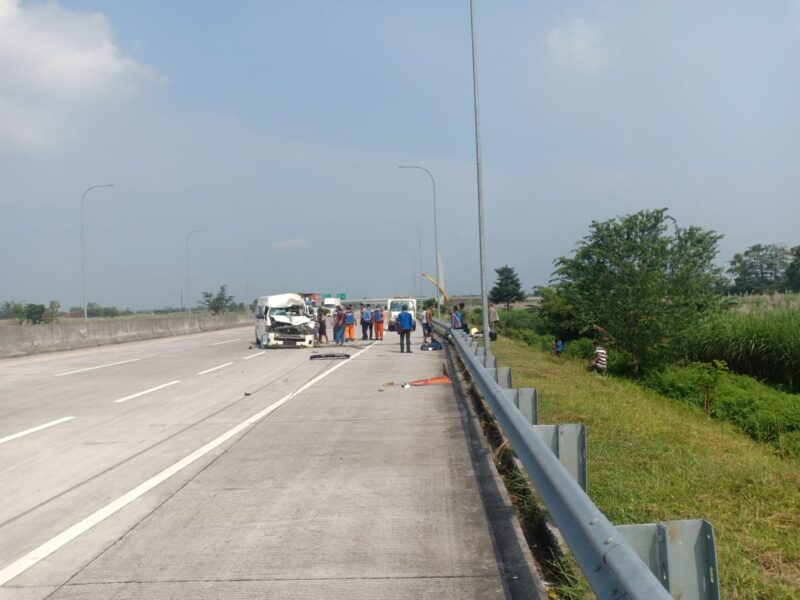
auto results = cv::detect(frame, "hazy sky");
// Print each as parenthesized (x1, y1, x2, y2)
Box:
(1, 0, 798, 310)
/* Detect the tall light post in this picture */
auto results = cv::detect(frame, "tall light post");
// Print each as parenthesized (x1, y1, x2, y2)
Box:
(400, 224, 423, 297)
(469, 0, 491, 348)
(185, 229, 206, 314)
(398, 165, 440, 318)
(399, 248, 417, 298)
(81, 184, 114, 321)
(245, 254, 256, 305)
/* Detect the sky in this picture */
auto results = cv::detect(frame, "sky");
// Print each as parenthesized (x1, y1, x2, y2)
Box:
(1, 0, 798, 310)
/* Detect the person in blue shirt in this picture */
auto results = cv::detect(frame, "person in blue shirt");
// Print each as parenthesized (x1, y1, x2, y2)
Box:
(397, 304, 414, 353)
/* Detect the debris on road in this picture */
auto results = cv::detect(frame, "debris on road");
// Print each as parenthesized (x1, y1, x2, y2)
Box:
(310, 353, 351, 361)
(409, 376, 452, 386)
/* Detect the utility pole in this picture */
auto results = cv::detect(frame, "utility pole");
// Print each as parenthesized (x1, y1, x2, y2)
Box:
(469, 0, 490, 348)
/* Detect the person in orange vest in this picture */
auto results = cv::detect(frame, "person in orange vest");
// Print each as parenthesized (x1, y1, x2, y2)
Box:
(373, 305, 385, 340)
(344, 305, 357, 342)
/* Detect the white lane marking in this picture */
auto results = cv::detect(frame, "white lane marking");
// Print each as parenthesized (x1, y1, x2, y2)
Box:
(54, 359, 141, 377)
(112, 380, 182, 404)
(0, 417, 76, 446)
(244, 351, 266, 360)
(196, 362, 233, 375)
(210, 338, 241, 346)
(0, 342, 376, 586)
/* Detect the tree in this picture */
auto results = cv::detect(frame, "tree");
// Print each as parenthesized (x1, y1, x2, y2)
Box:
(553, 208, 723, 373)
(785, 246, 800, 293)
(24, 304, 46, 324)
(199, 285, 237, 315)
(536, 287, 582, 340)
(489, 265, 526, 309)
(42, 300, 61, 324)
(1, 300, 26, 323)
(727, 243, 790, 294)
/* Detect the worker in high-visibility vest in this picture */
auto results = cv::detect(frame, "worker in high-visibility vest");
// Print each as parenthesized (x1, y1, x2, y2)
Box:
(344, 305, 356, 342)
(373, 305, 385, 340)
(360, 304, 373, 340)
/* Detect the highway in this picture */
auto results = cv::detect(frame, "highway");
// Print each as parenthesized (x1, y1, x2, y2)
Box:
(0, 326, 538, 599)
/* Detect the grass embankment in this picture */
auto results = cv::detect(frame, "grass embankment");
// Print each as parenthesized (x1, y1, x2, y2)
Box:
(491, 336, 800, 600)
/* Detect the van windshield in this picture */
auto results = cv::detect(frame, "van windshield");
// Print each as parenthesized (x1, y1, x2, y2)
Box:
(390, 301, 413, 312)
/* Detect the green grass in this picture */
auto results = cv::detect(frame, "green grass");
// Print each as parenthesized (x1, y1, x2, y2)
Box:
(491, 336, 800, 600)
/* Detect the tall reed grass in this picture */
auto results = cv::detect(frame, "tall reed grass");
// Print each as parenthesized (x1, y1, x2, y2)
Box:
(691, 308, 800, 391)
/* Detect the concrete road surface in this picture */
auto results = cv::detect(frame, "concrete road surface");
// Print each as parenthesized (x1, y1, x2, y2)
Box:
(0, 326, 536, 599)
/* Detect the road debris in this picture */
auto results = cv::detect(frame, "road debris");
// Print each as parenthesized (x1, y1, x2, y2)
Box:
(409, 376, 452, 386)
(310, 353, 351, 361)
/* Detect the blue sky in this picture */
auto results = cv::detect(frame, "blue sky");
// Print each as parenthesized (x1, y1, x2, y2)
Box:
(1, 1, 798, 309)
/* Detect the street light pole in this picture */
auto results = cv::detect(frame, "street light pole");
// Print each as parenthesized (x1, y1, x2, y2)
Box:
(398, 165, 440, 318)
(80, 184, 114, 321)
(185, 230, 206, 314)
(400, 224, 423, 298)
(469, 0, 491, 349)
(400, 248, 417, 298)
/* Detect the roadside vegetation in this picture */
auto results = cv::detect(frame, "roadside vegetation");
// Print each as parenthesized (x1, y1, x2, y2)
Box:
(472, 207, 800, 596)
(1, 284, 248, 323)
(492, 336, 800, 599)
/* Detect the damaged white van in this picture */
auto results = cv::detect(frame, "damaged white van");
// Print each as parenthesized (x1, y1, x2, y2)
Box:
(255, 293, 315, 348)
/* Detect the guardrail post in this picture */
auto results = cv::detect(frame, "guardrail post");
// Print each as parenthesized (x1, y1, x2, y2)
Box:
(503, 387, 538, 424)
(496, 366, 512, 388)
(617, 520, 719, 600)
(532, 424, 587, 491)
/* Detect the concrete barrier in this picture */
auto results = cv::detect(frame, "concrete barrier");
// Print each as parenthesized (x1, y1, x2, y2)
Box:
(0, 312, 252, 358)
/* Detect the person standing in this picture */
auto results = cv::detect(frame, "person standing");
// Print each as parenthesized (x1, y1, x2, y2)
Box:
(344, 305, 356, 342)
(373, 305, 385, 340)
(450, 305, 462, 331)
(333, 307, 346, 345)
(419, 306, 430, 342)
(361, 304, 373, 340)
(332, 307, 343, 345)
(397, 304, 414, 353)
(488, 303, 500, 341)
(317, 307, 328, 345)
(459, 302, 469, 333)
(554, 337, 564, 357)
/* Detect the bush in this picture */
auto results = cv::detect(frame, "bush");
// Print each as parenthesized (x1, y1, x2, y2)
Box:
(521, 331, 554, 353)
(496, 307, 545, 337)
(562, 337, 594, 361)
(644, 363, 800, 457)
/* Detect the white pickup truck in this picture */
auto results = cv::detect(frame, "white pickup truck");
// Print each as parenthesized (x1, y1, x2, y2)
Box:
(255, 293, 315, 348)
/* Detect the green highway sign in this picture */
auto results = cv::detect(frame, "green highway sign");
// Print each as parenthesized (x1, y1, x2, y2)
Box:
(337, 293, 346, 300)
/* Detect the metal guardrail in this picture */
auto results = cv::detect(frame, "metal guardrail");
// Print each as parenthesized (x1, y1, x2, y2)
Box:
(433, 319, 719, 600)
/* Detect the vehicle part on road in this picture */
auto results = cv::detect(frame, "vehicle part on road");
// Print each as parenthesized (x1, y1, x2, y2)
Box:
(309, 353, 351, 361)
